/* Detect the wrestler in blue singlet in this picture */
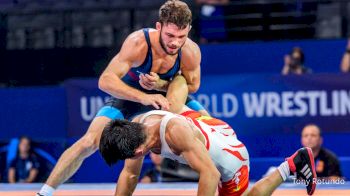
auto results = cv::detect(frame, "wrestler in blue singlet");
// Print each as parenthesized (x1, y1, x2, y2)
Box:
(96, 29, 204, 120)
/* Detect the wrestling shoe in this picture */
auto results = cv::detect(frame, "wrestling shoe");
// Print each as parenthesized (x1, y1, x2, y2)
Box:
(286, 147, 317, 195)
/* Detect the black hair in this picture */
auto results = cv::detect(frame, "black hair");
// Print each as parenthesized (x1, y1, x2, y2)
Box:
(17, 135, 33, 156)
(19, 136, 31, 143)
(99, 119, 147, 166)
(303, 124, 322, 137)
(291, 47, 305, 64)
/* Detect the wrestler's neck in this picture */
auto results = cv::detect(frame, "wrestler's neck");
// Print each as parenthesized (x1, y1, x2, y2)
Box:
(143, 121, 162, 152)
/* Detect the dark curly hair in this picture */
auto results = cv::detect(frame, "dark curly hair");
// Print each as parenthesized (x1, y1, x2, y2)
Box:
(99, 119, 146, 166)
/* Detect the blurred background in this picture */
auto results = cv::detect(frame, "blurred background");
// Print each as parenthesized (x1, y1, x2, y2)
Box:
(0, 0, 349, 184)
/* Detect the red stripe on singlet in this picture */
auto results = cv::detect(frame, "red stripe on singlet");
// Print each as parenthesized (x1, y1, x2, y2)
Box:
(222, 148, 247, 161)
(192, 119, 210, 150)
(127, 71, 139, 81)
(229, 143, 245, 148)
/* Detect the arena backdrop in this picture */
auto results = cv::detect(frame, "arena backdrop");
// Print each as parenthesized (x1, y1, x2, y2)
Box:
(65, 74, 350, 138)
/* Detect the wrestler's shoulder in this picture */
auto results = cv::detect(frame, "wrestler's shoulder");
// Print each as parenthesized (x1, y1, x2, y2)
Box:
(123, 29, 148, 50)
(181, 38, 201, 67)
(183, 38, 201, 54)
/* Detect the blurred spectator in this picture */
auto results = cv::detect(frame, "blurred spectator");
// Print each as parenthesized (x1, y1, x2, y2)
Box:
(340, 39, 350, 73)
(301, 124, 342, 180)
(140, 152, 163, 183)
(196, 0, 229, 43)
(282, 47, 312, 75)
(8, 136, 40, 183)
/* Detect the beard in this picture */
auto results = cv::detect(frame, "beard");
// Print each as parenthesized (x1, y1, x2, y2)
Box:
(159, 35, 177, 56)
(159, 29, 185, 56)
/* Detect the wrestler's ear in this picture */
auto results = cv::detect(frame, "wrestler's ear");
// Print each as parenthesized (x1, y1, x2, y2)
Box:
(156, 22, 162, 30)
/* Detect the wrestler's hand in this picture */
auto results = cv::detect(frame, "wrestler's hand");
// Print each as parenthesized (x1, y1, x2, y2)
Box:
(139, 72, 168, 91)
(140, 93, 170, 110)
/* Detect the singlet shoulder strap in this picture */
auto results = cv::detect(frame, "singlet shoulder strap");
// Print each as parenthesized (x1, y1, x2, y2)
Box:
(142, 28, 152, 49)
(175, 49, 182, 73)
(178, 48, 182, 60)
(139, 110, 172, 124)
(139, 110, 178, 158)
(159, 113, 177, 137)
(159, 113, 178, 156)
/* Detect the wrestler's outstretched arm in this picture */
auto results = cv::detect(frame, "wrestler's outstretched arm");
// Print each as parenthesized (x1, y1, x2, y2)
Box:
(115, 157, 144, 196)
(166, 118, 221, 196)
